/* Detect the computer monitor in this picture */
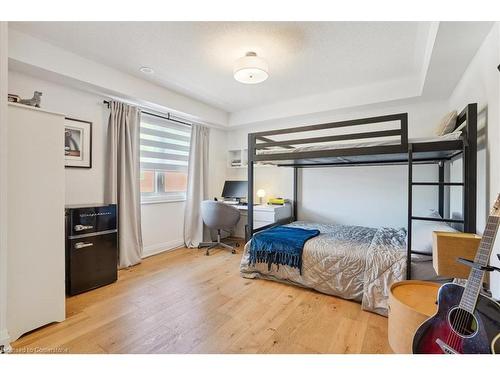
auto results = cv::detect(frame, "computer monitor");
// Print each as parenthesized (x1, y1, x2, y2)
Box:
(221, 180, 247, 202)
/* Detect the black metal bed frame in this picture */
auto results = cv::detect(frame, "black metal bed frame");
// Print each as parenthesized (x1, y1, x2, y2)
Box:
(246, 103, 477, 279)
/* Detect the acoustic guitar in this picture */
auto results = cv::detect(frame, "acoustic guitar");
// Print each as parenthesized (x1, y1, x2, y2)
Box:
(412, 194, 500, 354)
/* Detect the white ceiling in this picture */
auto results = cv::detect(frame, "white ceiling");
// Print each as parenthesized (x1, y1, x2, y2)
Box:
(9, 21, 494, 126)
(10, 22, 434, 110)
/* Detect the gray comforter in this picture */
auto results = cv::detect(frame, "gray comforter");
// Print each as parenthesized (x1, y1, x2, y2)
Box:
(239, 221, 407, 316)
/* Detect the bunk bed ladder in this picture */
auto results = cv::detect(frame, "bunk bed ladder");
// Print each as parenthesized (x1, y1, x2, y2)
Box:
(407, 151, 466, 279)
(407, 145, 413, 280)
(407, 104, 477, 280)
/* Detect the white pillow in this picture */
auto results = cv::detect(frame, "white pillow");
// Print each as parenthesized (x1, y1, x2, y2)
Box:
(411, 209, 458, 254)
(435, 111, 458, 136)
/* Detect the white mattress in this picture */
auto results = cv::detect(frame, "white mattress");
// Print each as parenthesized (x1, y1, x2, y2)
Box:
(258, 131, 462, 155)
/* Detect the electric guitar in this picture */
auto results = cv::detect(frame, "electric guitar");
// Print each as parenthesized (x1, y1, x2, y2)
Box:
(412, 194, 500, 354)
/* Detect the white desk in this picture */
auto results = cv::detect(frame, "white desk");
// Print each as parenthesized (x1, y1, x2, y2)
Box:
(224, 202, 293, 238)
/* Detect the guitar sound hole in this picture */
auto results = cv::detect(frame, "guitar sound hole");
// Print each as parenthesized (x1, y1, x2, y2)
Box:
(448, 308, 478, 337)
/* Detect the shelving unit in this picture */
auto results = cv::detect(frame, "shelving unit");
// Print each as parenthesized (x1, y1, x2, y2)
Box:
(227, 148, 273, 169)
(227, 148, 248, 168)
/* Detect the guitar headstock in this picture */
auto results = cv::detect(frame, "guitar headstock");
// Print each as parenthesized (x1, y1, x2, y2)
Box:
(491, 193, 500, 217)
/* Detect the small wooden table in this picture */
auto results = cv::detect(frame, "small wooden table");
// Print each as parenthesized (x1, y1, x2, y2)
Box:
(388, 280, 441, 354)
(432, 231, 481, 279)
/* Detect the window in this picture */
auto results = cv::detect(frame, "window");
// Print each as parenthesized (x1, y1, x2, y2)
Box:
(140, 113, 191, 203)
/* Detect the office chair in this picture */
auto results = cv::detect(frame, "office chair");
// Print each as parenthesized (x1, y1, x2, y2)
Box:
(198, 200, 241, 256)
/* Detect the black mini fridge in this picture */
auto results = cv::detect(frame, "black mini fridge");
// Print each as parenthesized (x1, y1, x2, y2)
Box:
(65, 204, 118, 295)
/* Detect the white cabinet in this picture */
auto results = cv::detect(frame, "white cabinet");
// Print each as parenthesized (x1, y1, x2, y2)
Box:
(233, 204, 293, 239)
(7, 104, 66, 342)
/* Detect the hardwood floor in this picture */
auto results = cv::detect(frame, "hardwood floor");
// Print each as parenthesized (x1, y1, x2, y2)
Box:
(11, 246, 393, 354)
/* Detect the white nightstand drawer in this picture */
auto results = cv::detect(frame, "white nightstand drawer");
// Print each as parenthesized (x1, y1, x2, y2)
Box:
(254, 211, 275, 222)
(254, 220, 270, 229)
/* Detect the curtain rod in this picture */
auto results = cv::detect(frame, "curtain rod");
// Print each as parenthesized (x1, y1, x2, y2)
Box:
(103, 100, 192, 127)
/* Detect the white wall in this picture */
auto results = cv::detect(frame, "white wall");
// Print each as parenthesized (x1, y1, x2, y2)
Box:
(8, 70, 228, 256)
(448, 23, 500, 298)
(0, 22, 11, 351)
(227, 99, 449, 228)
(141, 201, 186, 256)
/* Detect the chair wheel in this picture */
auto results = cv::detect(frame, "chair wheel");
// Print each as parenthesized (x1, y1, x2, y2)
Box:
(205, 250, 210, 256)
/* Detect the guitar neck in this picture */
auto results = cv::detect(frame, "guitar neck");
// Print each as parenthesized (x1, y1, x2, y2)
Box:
(459, 215, 500, 312)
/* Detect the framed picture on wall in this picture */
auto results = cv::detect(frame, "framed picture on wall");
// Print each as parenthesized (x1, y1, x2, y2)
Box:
(64, 117, 92, 168)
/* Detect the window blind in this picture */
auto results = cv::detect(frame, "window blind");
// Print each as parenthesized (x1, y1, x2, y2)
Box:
(140, 113, 191, 172)
(139, 112, 191, 202)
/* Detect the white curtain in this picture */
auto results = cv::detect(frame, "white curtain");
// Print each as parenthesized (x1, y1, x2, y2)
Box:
(105, 101, 143, 268)
(184, 124, 210, 248)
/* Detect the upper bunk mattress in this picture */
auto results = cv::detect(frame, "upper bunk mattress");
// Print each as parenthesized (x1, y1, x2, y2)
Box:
(257, 131, 462, 156)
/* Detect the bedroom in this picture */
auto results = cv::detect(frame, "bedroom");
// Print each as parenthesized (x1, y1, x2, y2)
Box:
(1, 1, 500, 372)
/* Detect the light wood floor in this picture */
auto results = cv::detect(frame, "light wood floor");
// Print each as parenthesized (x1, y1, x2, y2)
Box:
(11, 246, 393, 354)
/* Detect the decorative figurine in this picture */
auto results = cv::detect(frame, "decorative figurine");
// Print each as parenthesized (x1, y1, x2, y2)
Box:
(19, 91, 42, 108)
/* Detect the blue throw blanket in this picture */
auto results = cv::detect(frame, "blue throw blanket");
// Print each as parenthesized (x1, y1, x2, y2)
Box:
(249, 226, 320, 274)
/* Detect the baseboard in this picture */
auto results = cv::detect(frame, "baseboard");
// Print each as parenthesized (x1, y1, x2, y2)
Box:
(142, 239, 184, 259)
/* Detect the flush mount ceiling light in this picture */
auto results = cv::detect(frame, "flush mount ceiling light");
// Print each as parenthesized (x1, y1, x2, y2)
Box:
(233, 52, 269, 84)
(139, 66, 154, 74)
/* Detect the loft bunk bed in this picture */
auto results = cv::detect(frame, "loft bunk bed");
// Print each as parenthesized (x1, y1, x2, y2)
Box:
(245, 103, 477, 280)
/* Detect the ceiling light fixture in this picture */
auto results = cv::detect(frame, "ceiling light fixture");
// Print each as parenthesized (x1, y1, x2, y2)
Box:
(139, 66, 154, 74)
(233, 52, 268, 84)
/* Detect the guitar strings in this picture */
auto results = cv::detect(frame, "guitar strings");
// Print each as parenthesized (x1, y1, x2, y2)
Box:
(446, 221, 486, 351)
(449, 308, 464, 352)
(452, 275, 473, 350)
(450, 260, 478, 350)
(446, 250, 477, 350)
(453, 270, 480, 350)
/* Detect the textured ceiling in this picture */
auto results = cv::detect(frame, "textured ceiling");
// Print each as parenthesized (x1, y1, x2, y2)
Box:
(10, 21, 429, 112)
